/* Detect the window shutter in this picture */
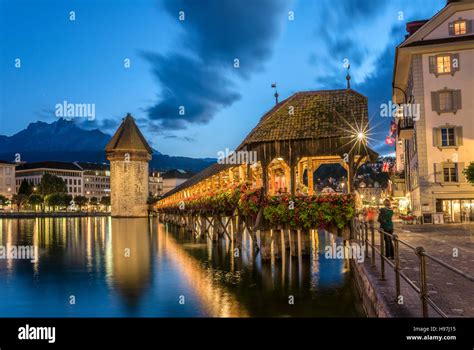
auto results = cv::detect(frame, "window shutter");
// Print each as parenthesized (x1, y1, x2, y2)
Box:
(434, 163, 443, 183)
(448, 22, 455, 36)
(433, 128, 441, 147)
(452, 53, 460, 73)
(453, 90, 462, 112)
(455, 126, 463, 146)
(429, 56, 437, 75)
(458, 163, 466, 182)
(431, 91, 440, 113)
(467, 20, 473, 34)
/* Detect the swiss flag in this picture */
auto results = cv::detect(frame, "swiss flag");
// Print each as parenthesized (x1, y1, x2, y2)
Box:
(385, 136, 395, 146)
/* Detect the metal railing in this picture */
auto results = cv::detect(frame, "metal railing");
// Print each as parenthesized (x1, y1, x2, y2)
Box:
(352, 217, 474, 318)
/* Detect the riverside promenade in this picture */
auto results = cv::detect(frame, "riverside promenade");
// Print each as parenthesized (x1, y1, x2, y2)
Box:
(352, 221, 474, 318)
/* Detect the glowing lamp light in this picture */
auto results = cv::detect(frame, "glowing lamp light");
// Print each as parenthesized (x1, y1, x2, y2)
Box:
(357, 132, 365, 140)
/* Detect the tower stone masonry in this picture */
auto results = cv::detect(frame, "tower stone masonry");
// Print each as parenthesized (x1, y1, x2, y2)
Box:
(105, 114, 152, 217)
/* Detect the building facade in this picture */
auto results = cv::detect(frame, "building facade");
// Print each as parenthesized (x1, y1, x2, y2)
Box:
(149, 171, 163, 197)
(0, 161, 16, 198)
(76, 162, 111, 199)
(162, 169, 195, 195)
(393, 0, 474, 223)
(15, 161, 84, 196)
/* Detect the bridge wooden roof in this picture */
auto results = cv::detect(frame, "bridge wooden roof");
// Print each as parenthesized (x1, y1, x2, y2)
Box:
(159, 89, 378, 200)
(238, 89, 369, 149)
(162, 163, 234, 198)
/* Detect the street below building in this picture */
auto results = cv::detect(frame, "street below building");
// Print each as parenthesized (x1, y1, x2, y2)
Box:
(393, 222, 474, 317)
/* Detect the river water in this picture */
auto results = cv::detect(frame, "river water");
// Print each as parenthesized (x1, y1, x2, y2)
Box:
(0, 217, 364, 317)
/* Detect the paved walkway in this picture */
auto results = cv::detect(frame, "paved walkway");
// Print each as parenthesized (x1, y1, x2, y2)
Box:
(393, 222, 474, 317)
(359, 222, 474, 317)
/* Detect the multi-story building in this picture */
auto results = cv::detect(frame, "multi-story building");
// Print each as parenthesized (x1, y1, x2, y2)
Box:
(162, 169, 195, 195)
(149, 171, 163, 197)
(16, 161, 84, 196)
(393, 0, 474, 223)
(0, 160, 16, 198)
(75, 162, 110, 199)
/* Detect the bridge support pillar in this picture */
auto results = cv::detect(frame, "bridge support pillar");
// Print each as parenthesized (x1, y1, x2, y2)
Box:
(272, 229, 282, 260)
(259, 230, 272, 261)
(289, 230, 298, 257)
(199, 216, 207, 239)
(300, 229, 311, 256)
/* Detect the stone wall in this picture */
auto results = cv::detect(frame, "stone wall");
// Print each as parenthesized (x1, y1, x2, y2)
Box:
(110, 160, 149, 217)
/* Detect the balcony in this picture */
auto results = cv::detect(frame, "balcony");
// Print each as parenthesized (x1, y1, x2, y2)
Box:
(397, 117, 414, 140)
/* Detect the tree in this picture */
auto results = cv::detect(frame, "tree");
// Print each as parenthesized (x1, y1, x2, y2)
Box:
(39, 174, 67, 195)
(11, 194, 28, 212)
(18, 179, 33, 196)
(89, 197, 98, 211)
(74, 196, 88, 210)
(28, 194, 43, 212)
(100, 196, 110, 207)
(0, 195, 8, 209)
(463, 162, 474, 184)
(44, 193, 63, 212)
(59, 194, 73, 210)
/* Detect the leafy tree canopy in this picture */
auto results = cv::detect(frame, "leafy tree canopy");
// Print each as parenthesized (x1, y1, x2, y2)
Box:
(39, 174, 67, 195)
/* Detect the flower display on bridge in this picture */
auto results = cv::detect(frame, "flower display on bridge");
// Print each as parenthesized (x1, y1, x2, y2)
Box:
(157, 183, 355, 229)
(263, 193, 355, 230)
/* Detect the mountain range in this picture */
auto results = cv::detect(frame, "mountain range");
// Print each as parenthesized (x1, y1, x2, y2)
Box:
(0, 119, 215, 172)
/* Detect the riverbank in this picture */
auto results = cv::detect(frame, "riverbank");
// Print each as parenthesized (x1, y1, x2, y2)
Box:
(0, 212, 110, 218)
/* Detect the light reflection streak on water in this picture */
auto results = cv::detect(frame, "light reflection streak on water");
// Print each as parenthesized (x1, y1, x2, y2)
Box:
(157, 222, 249, 317)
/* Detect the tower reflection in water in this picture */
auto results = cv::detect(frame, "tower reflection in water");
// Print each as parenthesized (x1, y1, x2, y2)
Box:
(110, 218, 151, 307)
(0, 217, 362, 317)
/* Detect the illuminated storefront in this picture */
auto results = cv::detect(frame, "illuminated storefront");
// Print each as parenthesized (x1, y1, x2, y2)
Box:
(436, 199, 474, 223)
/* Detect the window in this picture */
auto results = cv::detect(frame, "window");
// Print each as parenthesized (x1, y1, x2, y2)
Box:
(431, 89, 462, 114)
(454, 20, 467, 35)
(441, 128, 455, 146)
(439, 91, 453, 112)
(434, 126, 462, 148)
(437, 55, 451, 74)
(449, 19, 473, 36)
(443, 164, 457, 183)
(429, 54, 460, 76)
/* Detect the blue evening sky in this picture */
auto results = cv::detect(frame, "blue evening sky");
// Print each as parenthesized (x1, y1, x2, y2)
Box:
(0, 0, 446, 158)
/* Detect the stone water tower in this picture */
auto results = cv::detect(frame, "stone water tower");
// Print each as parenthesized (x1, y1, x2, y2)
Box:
(106, 114, 152, 217)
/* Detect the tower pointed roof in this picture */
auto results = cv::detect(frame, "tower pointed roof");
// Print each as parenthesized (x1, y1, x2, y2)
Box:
(105, 114, 153, 154)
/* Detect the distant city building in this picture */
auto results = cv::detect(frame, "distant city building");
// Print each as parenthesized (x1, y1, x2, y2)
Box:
(149, 171, 163, 197)
(393, 0, 474, 223)
(75, 162, 110, 199)
(16, 161, 84, 196)
(0, 160, 16, 198)
(162, 169, 195, 195)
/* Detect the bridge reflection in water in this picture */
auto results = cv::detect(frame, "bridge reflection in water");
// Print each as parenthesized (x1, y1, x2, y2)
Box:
(0, 217, 363, 317)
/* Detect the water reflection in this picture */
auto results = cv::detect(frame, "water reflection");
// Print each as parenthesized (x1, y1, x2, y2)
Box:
(0, 217, 363, 317)
(110, 219, 152, 307)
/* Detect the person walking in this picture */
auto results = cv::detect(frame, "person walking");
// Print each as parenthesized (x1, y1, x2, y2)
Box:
(378, 199, 394, 259)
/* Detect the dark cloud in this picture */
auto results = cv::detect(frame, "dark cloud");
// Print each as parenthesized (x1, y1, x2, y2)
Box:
(144, 0, 287, 130)
(164, 134, 196, 142)
(143, 53, 241, 129)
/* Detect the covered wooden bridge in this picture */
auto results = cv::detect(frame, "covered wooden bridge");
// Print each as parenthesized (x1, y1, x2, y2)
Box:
(156, 89, 378, 260)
